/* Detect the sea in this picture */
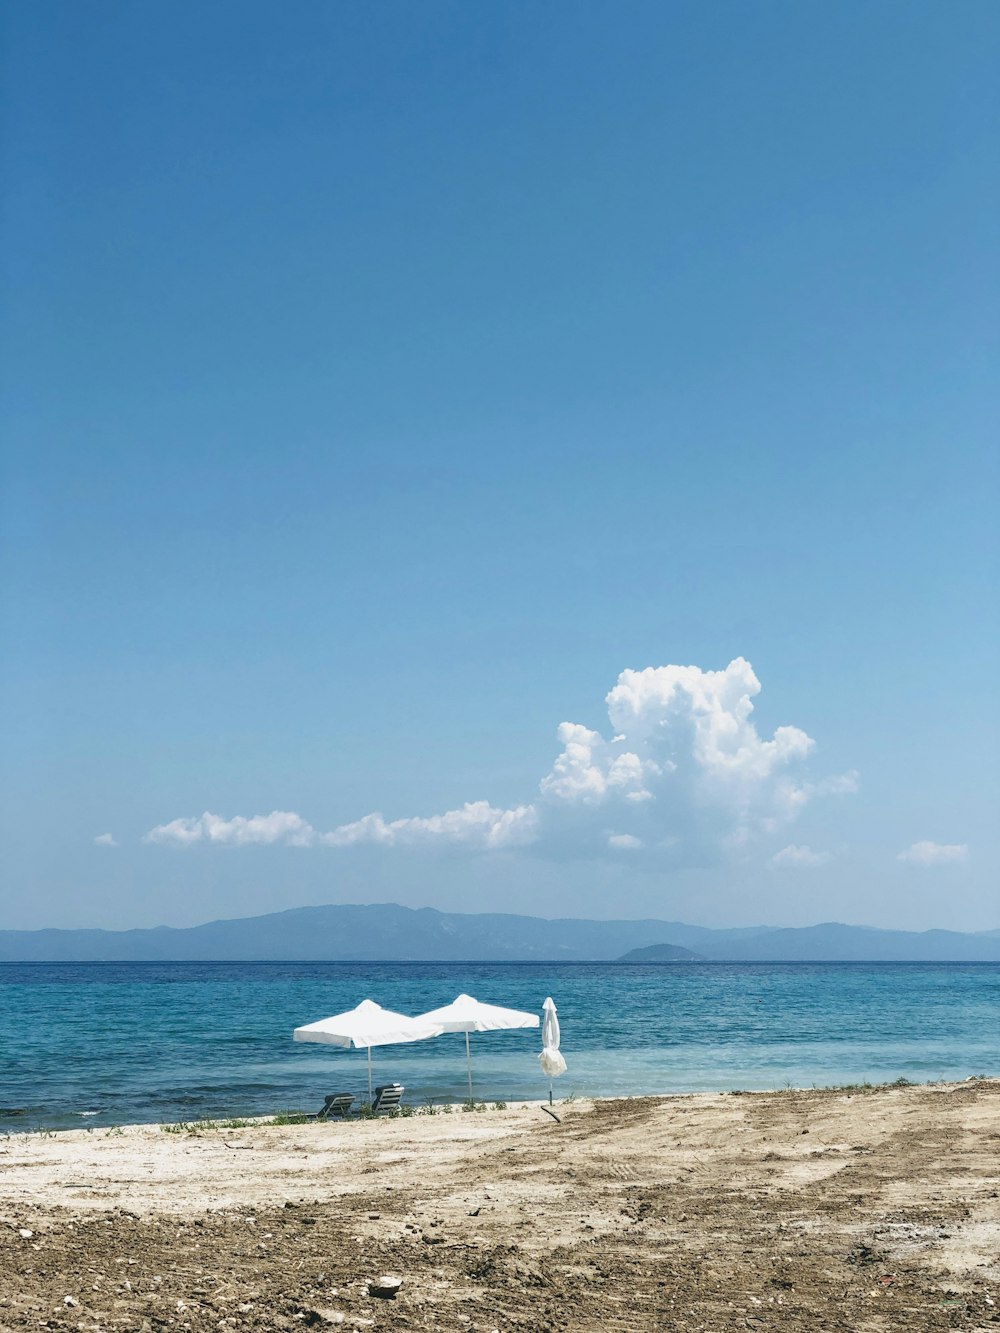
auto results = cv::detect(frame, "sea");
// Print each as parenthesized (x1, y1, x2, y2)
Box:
(1, 961, 998, 1132)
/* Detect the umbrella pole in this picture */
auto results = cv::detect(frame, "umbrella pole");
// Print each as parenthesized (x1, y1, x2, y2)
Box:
(549, 1080, 553, 1106)
(465, 1031, 473, 1101)
(367, 1047, 372, 1103)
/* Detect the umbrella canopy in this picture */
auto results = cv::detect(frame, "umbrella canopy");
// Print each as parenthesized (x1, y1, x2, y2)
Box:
(293, 999, 443, 1099)
(415, 994, 539, 1099)
(538, 996, 567, 1103)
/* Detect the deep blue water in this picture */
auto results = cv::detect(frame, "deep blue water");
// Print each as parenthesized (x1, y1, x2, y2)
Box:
(1, 961, 997, 1131)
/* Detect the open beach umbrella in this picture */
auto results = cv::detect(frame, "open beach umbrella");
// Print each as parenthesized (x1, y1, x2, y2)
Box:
(415, 994, 540, 1099)
(293, 999, 443, 1100)
(538, 997, 567, 1105)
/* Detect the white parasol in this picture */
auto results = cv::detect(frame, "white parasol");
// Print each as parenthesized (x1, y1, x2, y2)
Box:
(293, 999, 443, 1100)
(538, 996, 567, 1104)
(415, 993, 539, 1099)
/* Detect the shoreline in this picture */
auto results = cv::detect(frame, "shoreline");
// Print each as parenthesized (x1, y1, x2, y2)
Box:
(3, 1072, 997, 1139)
(1, 1072, 996, 1138)
(2, 1080, 997, 1329)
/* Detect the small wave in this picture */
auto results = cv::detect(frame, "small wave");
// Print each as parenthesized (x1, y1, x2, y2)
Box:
(76, 1110, 100, 1117)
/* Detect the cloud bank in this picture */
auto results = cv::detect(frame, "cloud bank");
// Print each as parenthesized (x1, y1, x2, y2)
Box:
(897, 840, 969, 866)
(145, 658, 855, 867)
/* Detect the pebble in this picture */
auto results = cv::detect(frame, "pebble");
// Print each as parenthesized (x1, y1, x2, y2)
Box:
(369, 1275, 403, 1299)
(18, 1228, 33, 1239)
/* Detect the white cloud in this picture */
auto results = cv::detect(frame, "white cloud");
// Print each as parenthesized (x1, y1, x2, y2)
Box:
(321, 801, 539, 850)
(608, 833, 643, 851)
(144, 657, 855, 868)
(144, 811, 318, 847)
(897, 840, 969, 866)
(93, 833, 119, 848)
(770, 844, 832, 868)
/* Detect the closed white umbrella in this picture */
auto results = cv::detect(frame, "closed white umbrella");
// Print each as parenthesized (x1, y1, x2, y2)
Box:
(293, 999, 443, 1100)
(416, 993, 539, 1099)
(538, 996, 567, 1105)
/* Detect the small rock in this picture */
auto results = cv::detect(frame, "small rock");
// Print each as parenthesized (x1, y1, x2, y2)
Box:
(63, 1296, 78, 1308)
(18, 1228, 33, 1239)
(369, 1275, 402, 1300)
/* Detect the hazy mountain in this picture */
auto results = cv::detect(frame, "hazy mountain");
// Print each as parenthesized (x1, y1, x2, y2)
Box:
(1, 903, 999, 962)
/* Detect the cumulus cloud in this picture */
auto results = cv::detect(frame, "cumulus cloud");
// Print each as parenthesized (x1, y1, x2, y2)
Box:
(145, 811, 318, 847)
(145, 657, 856, 867)
(321, 801, 539, 850)
(770, 844, 832, 868)
(93, 833, 119, 848)
(608, 832, 643, 851)
(897, 840, 969, 866)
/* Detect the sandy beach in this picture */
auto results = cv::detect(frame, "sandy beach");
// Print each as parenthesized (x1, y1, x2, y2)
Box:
(1, 1080, 998, 1331)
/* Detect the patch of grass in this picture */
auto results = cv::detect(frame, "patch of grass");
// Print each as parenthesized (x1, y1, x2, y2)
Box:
(159, 1116, 257, 1135)
(816, 1077, 930, 1095)
(492, 1100, 507, 1111)
(270, 1110, 310, 1125)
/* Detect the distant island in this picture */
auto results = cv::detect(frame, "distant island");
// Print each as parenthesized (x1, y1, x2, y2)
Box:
(618, 943, 704, 962)
(1, 902, 998, 963)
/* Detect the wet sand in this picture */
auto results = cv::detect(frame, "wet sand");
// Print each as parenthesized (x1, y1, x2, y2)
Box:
(1, 1080, 998, 1330)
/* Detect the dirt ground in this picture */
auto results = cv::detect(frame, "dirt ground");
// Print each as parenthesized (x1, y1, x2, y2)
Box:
(1, 1080, 998, 1332)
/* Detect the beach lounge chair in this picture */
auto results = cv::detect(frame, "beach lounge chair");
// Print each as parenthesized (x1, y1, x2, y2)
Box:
(308, 1092, 355, 1120)
(371, 1083, 404, 1114)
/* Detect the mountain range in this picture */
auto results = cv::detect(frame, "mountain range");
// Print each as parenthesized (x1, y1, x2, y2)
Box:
(1, 902, 999, 962)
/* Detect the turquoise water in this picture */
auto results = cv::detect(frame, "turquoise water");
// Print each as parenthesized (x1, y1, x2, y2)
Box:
(1, 962, 997, 1130)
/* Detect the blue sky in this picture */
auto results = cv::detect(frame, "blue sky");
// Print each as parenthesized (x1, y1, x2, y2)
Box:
(2, 1, 997, 932)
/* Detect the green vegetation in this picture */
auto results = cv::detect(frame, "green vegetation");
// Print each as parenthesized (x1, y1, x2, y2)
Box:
(159, 1116, 258, 1134)
(155, 1099, 519, 1133)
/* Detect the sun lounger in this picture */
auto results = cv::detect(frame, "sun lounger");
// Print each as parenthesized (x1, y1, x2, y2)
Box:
(301, 1092, 354, 1120)
(371, 1083, 404, 1114)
